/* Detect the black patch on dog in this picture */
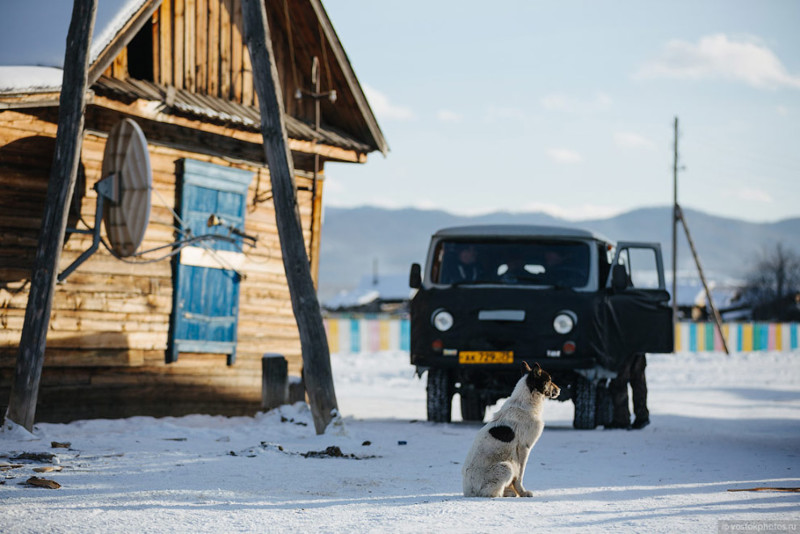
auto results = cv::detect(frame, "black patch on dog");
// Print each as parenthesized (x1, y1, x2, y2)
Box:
(526, 362, 554, 395)
(489, 425, 515, 443)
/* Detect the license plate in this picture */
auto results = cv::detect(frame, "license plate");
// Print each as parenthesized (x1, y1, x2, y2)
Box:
(458, 351, 514, 364)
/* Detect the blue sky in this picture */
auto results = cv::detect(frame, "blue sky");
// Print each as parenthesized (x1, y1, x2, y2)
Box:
(322, 1, 800, 223)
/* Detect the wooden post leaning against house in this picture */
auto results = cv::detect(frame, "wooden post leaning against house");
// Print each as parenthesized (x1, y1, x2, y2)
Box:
(4, 0, 98, 431)
(240, 0, 338, 434)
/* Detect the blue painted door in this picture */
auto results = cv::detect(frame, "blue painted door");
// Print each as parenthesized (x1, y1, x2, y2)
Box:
(169, 159, 253, 365)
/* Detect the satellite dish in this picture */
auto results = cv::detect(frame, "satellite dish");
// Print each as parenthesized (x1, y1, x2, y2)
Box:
(102, 118, 152, 257)
(58, 118, 152, 281)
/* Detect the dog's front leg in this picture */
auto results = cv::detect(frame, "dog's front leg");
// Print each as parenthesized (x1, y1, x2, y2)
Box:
(512, 481, 533, 497)
(513, 446, 534, 497)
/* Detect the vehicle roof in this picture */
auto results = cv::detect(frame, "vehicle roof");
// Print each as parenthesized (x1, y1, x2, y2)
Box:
(432, 224, 613, 243)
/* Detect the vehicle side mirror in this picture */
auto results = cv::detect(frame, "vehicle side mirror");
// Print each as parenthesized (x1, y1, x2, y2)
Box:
(611, 264, 629, 292)
(409, 263, 422, 289)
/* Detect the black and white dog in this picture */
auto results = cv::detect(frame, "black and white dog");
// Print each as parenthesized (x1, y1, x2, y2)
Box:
(462, 362, 560, 497)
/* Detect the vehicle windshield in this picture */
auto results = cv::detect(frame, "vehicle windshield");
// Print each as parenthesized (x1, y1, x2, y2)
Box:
(430, 239, 591, 288)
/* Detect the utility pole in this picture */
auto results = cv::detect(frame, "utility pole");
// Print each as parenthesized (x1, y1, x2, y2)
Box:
(240, 0, 339, 434)
(671, 117, 730, 355)
(5, 0, 97, 431)
(671, 117, 679, 341)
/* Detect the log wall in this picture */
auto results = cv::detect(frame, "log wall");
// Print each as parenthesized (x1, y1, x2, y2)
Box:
(0, 107, 321, 421)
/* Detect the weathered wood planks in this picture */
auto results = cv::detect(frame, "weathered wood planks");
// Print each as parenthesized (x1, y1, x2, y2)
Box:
(0, 109, 314, 421)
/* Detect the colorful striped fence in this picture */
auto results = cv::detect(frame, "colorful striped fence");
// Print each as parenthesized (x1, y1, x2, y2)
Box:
(323, 316, 800, 354)
(324, 316, 410, 354)
(674, 322, 800, 352)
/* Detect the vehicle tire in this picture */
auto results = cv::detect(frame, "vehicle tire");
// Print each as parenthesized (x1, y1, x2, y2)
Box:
(595, 382, 614, 427)
(427, 368, 453, 423)
(573, 377, 597, 430)
(459, 389, 486, 422)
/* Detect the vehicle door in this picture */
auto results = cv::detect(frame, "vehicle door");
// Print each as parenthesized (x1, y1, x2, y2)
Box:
(601, 242, 674, 369)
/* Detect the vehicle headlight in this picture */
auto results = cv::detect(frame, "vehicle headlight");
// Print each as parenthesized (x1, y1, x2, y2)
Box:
(432, 309, 454, 331)
(553, 311, 576, 334)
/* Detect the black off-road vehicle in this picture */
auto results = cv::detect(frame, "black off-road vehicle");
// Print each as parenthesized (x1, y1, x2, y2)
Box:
(409, 225, 673, 429)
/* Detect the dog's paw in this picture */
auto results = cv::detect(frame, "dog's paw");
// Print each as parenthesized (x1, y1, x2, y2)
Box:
(503, 487, 517, 497)
(519, 489, 534, 497)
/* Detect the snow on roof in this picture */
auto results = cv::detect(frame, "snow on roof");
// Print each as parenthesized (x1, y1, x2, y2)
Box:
(324, 274, 413, 310)
(674, 278, 745, 310)
(0, 0, 147, 93)
(0, 66, 64, 93)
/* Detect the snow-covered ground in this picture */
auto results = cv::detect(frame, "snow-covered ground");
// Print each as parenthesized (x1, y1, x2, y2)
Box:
(2, 350, 799, 533)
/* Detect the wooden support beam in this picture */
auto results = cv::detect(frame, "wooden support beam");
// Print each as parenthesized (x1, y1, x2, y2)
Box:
(677, 206, 730, 355)
(208, 0, 219, 95)
(159, 0, 172, 86)
(231, 0, 244, 103)
(5, 0, 98, 431)
(195, 0, 207, 92)
(220, 0, 232, 99)
(184, 0, 196, 92)
(240, 0, 338, 435)
(173, 0, 185, 88)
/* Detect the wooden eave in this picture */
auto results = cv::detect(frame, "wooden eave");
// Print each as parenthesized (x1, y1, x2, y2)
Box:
(88, 0, 163, 85)
(265, 0, 388, 156)
(0, 91, 64, 109)
(90, 75, 369, 163)
(307, 0, 387, 156)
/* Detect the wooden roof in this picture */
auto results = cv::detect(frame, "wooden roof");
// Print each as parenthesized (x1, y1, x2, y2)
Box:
(1, 0, 387, 157)
(293, 0, 387, 155)
(94, 75, 373, 153)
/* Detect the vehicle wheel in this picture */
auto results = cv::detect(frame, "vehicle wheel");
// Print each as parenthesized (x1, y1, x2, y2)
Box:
(573, 377, 597, 430)
(427, 368, 453, 423)
(595, 382, 614, 427)
(460, 389, 486, 422)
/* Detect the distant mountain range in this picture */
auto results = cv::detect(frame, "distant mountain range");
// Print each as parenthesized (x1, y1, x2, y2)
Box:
(317, 205, 800, 300)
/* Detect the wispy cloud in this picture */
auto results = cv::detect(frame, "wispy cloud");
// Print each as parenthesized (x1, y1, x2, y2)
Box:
(614, 132, 655, 150)
(540, 92, 612, 113)
(322, 176, 345, 196)
(436, 109, 462, 123)
(547, 148, 583, 164)
(522, 201, 623, 221)
(343, 195, 442, 212)
(485, 104, 527, 122)
(728, 187, 774, 203)
(540, 94, 570, 111)
(363, 85, 415, 120)
(635, 33, 800, 89)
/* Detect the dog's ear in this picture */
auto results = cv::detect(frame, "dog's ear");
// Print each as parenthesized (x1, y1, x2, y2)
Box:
(533, 362, 542, 376)
(521, 361, 532, 375)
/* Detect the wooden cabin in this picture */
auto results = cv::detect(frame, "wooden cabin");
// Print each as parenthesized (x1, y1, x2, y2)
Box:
(0, 0, 386, 422)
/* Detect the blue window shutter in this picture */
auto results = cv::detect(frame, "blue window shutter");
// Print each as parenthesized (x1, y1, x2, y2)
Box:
(168, 159, 253, 365)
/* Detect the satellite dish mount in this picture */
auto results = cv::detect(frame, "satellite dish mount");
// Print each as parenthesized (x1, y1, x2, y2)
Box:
(59, 118, 152, 282)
